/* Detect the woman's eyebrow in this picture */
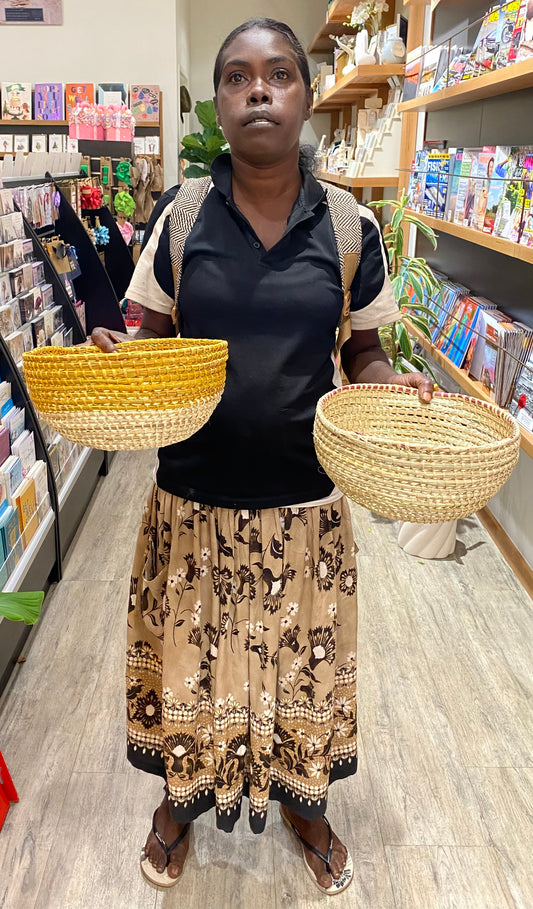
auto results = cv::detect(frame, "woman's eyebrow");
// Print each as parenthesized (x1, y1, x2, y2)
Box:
(223, 55, 293, 69)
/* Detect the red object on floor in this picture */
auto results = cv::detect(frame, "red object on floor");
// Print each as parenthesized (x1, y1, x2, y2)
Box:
(0, 749, 18, 829)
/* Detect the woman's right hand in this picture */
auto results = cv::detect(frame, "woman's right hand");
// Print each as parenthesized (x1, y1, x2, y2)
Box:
(85, 326, 132, 352)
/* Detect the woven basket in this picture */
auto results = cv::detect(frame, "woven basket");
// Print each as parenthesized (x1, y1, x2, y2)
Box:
(314, 384, 520, 523)
(23, 337, 228, 451)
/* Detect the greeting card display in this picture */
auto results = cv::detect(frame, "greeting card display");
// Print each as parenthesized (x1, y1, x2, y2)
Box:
(65, 83, 95, 113)
(13, 135, 29, 153)
(31, 135, 47, 153)
(34, 83, 65, 121)
(2, 83, 32, 120)
(130, 85, 160, 122)
(0, 134, 13, 153)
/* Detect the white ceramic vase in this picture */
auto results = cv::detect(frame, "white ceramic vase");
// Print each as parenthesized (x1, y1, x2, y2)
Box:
(398, 520, 458, 559)
(355, 29, 376, 66)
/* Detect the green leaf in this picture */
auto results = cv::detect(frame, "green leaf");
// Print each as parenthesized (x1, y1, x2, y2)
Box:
(391, 206, 403, 232)
(394, 225, 404, 263)
(369, 199, 399, 211)
(180, 133, 205, 149)
(180, 146, 211, 165)
(0, 591, 44, 625)
(410, 352, 437, 380)
(391, 274, 404, 299)
(407, 314, 433, 341)
(396, 358, 412, 374)
(408, 273, 425, 307)
(195, 99, 218, 129)
(403, 214, 438, 248)
(183, 163, 210, 178)
(405, 303, 438, 320)
(397, 320, 413, 359)
(205, 134, 226, 155)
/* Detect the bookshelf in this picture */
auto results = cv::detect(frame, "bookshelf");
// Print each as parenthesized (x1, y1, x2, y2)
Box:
(0, 120, 68, 127)
(314, 65, 405, 111)
(408, 212, 533, 266)
(317, 171, 399, 187)
(308, 19, 348, 55)
(398, 58, 533, 113)
(407, 322, 533, 459)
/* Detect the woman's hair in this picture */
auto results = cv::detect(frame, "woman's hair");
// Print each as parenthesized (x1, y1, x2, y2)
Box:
(213, 18, 311, 93)
(213, 18, 315, 171)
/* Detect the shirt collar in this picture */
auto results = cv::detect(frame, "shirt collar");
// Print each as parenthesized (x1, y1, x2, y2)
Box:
(210, 153, 327, 214)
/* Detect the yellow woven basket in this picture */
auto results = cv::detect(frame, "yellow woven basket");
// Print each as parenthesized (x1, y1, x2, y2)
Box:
(23, 337, 228, 451)
(313, 384, 520, 523)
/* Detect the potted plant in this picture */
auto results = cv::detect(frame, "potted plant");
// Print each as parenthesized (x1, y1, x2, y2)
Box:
(179, 100, 229, 179)
(370, 192, 458, 559)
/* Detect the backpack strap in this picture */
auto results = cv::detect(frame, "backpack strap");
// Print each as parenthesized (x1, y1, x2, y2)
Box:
(168, 176, 212, 329)
(318, 181, 362, 354)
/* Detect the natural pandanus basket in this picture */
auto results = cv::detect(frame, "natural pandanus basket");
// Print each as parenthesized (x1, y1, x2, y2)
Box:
(23, 337, 228, 451)
(313, 384, 520, 523)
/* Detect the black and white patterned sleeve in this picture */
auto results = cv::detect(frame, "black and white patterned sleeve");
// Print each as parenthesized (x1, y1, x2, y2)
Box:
(349, 203, 401, 330)
(124, 201, 175, 314)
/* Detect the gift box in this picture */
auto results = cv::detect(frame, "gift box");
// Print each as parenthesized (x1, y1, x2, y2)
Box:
(69, 123, 104, 141)
(105, 126, 134, 142)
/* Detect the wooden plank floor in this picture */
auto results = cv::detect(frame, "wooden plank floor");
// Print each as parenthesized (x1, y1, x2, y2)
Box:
(0, 450, 531, 909)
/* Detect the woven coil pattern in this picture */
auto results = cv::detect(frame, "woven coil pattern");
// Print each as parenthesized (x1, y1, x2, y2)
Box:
(23, 338, 228, 451)
(314, 384, 520, 523)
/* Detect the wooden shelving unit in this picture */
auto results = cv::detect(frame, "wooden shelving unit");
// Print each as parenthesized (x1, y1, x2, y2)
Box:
(407, 323, 533, 458)
(327, 0, 356, 20)
(314, 64, 405, 111)
(317, 170, 399, 188)
(398, 58, 533, 113)
(408, 211, 533, 266)
(308, 19, 348, 55)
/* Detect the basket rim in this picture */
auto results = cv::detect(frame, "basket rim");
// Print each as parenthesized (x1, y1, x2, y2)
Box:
(316, 383, 520, 453)
(23, 337, 228, 359)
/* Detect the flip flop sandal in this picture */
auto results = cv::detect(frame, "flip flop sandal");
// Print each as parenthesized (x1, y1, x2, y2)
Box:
(280, 805, 354, 895)
(140, 810, 191, 889)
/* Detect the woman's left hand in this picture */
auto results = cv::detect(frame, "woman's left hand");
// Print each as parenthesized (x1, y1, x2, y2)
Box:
(393, 371, 436, 403)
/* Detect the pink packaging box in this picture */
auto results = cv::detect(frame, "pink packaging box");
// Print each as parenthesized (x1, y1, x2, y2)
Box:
(69, 124, 105, 141)
(105, 127, 134, 142)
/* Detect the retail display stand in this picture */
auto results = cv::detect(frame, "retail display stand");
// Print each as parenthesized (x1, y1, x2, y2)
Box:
(80, 205, 135, 301)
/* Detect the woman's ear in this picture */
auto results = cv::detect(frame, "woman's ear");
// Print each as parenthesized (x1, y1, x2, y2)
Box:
(304, 88, 313, 121)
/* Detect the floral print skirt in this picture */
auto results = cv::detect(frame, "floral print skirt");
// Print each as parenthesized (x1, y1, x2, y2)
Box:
(126, 485, 359, 833)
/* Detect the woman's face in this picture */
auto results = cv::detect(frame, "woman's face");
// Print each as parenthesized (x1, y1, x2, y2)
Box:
(214, 27, 312, 166)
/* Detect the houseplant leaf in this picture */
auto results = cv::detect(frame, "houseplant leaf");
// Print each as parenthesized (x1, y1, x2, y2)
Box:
(183, 164, 210, 178)
(195, 99, 218, 129)
(0, 591, 44, 625)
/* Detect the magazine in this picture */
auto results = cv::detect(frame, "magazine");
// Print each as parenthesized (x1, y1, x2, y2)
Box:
(483, 145, 512, 233)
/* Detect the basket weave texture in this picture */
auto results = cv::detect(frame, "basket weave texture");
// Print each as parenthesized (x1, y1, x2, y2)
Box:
(23, 338, 228, 451)
(313, 384, 520, 523)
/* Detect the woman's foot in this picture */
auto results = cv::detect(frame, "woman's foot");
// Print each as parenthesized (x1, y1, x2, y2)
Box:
(143, 794, 190, 879)
(284, 809, 348, 890)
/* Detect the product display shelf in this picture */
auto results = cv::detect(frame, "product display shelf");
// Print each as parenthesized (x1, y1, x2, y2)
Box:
(317, 170, 399, 187)
(0, 120, 69, 127)
(407, 322, 533, 459)
(3, 172, 80, 186)
(80, 205, 134, 301)
(398, 57, 533, 113)
(314, 65, 406, 111)
(308, 19, 349, 55)
(408, 211, 533, 266)
(50, 176, 126, 334)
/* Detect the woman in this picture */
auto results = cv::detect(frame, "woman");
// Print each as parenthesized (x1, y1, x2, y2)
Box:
(91, 18, 434, 894)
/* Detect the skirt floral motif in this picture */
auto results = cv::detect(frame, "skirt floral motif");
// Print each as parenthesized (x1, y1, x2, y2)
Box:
(126, 485, 359, 833)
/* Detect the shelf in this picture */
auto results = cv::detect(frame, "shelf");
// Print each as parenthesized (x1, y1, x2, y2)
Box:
(398, 58, 533, 113)
(0, 119, 68, 126)
(314, 65, 405, 111)
(327, 0, 356, 20)
(407, 322, 533, 459)
(58, 446, 92, 508)
(134, 121, 160, 129)
(3, 171, 80, 185)
(317, 170, 399, 187)
(2, 508, 55, 593)
(408, 211, 533, 265)
(308, 19, 348, 54)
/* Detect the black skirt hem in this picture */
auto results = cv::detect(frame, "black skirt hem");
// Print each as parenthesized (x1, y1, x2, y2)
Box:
(127, 743, 357, 834)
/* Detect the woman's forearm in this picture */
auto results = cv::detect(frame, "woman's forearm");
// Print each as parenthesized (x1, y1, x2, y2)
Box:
(342, 343, 398, 385)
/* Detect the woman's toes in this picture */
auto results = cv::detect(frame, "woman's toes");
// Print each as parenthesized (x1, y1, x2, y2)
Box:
(167, 861, 182, 879)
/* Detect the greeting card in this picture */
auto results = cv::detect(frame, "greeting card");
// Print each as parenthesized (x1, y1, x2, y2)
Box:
(65, 83, 95, 113)
(97, 83, 128, 106)
(130, 84, 160, 122)
(31, 134, 47, 153)
(2, 83, 32, 120)
(0, 134, 13, 153)
(34, 83, 65, 121)
(13, 135, 29, 153)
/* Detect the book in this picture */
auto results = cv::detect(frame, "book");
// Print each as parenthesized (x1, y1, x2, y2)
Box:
(510, 352, 533, 431)
(0, 502, 22, 570)
(20, 323, 34, 353)
(493, 147, 529, 241)
(496, 0, 522, 67)
(0, 424, 10, 465)
(0, 272, 11, 304)
(33, 83, 65, 121)
(0, 298, 22, 337)
(444, 148, 464, 222)
(483, 145, 512, 233)
(1, 82, 31, 120)
(439, 295, 481, 368)
(13, 476, 38, 549)
(4, 330, 24, 365)
(0, 382, 11, 418)
(431, 280, 470, 344)
(65, 82, 95, 113)
(417, 46, 446, 96)
(472, 146, 497, 231)
(407, 148, 428, 211)
(462, 148, 482, 228)
(0, 454, 23, 503)
(453, 148, 477, 225)
(11, 429, 35, 478)
(517, 0, 533, 60)
(6, 405, 24, 445)
(403, 46, 425, 102)
(27, 460, 48, 509)
(130, 84, 160, 122)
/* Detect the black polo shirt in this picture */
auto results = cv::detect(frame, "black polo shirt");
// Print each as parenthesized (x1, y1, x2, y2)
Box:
(126, 155, 399, 508)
